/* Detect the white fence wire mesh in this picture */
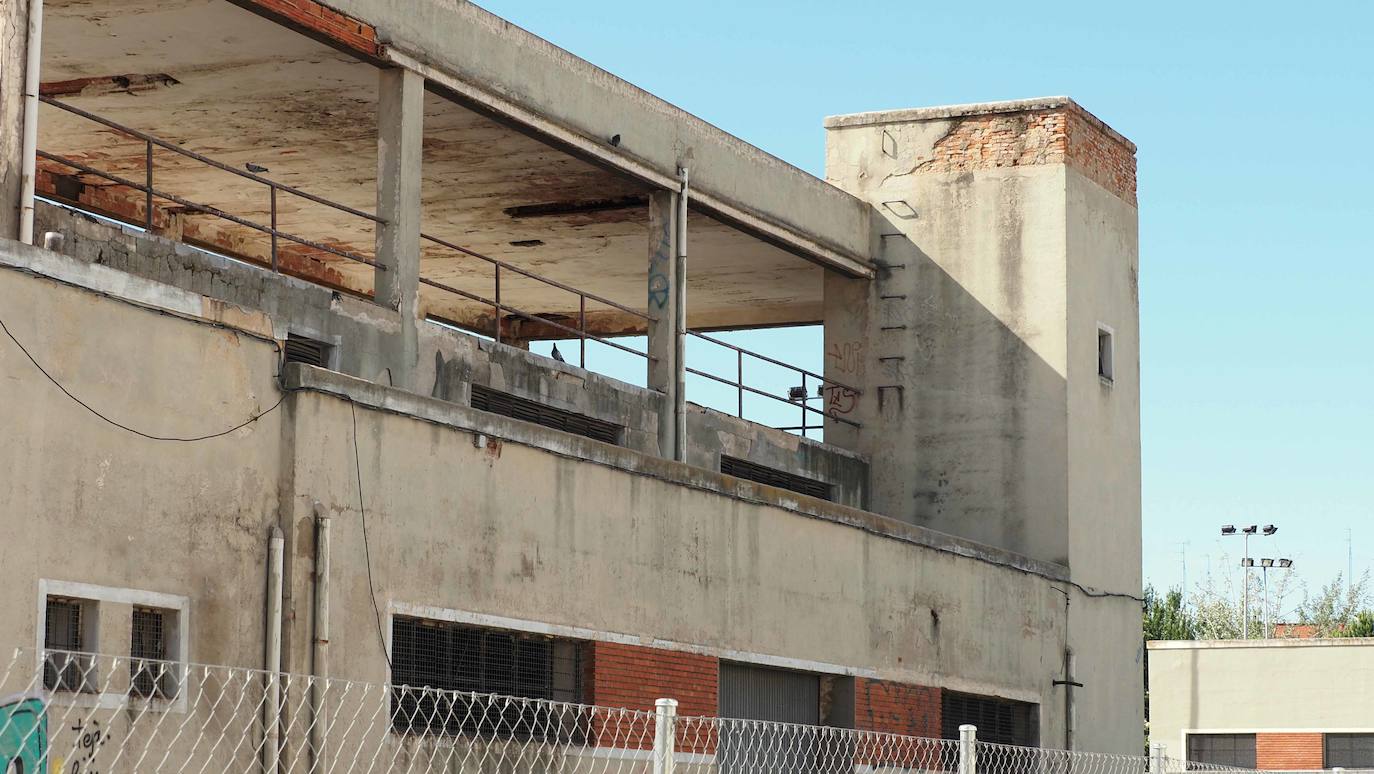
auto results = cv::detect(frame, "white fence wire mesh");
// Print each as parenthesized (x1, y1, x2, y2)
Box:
(0, 649, 1265, 774)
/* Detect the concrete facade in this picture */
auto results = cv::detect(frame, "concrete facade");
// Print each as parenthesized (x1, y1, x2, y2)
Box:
(1148, 639, 1374, 768)
(2, 0, 1143, 759)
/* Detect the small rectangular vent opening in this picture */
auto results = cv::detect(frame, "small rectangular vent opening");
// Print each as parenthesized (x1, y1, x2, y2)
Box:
(470, 385, 623, 445)
(285, 334, 331, 368)
(720, 456, 834, 501)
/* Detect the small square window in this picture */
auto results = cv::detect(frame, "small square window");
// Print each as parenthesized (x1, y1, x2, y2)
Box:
(44, 597, 95, 692)
(1097, 324, 1115, 384)
(131, 607, 178, 699)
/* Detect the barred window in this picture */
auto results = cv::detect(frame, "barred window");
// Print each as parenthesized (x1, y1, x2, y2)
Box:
(1325, 734, 1374, 769)
(43, 597, 93, 692)
(1187, 734, 1256, 769)
(389, 617, 583, 740)
(941, 691, 1038, 747)
(130, 607, 177, 699)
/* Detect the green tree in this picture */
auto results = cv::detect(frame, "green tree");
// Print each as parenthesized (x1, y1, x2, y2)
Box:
(1296, 572, 1371, 636)
(1337, 610, 1374, 637)
(1144, 586, 1196, 641)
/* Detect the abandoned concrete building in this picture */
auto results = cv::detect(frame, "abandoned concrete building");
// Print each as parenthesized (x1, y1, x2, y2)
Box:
(0, 0, 1143, 760)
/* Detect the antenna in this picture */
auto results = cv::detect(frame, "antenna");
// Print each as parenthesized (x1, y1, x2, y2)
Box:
(1349, 528, 1355, 598)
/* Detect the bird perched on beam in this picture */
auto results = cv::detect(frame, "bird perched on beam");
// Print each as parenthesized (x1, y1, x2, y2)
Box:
(245, 162, 270, 174)
(551, 344, 566, 363)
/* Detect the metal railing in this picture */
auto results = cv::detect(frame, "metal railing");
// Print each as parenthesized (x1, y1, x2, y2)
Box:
(34, 101, 858, 436)
(37, 97, 384, 273)
(0, 649, 1249, 774)
(419, 232, 653, 367)
(685, 330, 862, 431)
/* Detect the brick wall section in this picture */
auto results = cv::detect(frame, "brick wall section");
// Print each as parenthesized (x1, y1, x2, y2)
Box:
(1064, 108, 1138, 207)
(854, 678, 941, 737)
(916, 106, 1136, 207)
(1257, 733, 1323, 770)
(241, 0, 380, 56)
(585, 642, 719, 716)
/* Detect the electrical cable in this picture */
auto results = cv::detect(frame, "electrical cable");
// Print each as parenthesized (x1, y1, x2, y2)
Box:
(350, 399, 393, 670)
(1, 315, 283, 441)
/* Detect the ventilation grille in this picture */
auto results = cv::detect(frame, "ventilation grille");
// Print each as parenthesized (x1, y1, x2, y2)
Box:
(941, 690, 1038, 747)
(284, 334, 330, 368)
(131, 607, 173, 699)
(470, 385, 622, 445)
(720, 456, 834, 501)
(390, 617, 582, 739)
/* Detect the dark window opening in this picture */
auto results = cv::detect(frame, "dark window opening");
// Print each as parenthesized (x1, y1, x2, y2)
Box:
(470, 384, 622, 445)
(131, 607, 176, 699)
(720, 456, 834, 501)
(389, 617, 583, 740)
(1097, 326, 1115, 383)
(1187, 734, 1256, 769)
(43, 598, 92, 692)
(941, 691, 1038, 747)
(284, 333, 332, 368)
(1326, 734, 1374, 769)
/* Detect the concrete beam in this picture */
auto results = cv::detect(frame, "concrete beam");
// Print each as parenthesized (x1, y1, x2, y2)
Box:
(374, 67, 424, 390)
(646, 189, 679, 459)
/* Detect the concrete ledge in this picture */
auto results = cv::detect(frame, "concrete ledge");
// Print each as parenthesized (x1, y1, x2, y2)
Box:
(824, 96, 1136, 153)
(1148, 638, 1374, 651)
(286, 361, 1069, 583)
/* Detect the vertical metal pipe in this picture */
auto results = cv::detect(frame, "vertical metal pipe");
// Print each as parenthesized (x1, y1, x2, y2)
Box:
(270, 185, 279, 273)
(18, 0, 44, 244)
(494, 265, 502, 344)
(263, 527, 284, 774)
(1064, 647, 1077, 751)
(144, 139, 153, 230)
(579, 294, 587, 367)
(310, 508, 331, 772)
(673, 168, 689, 462)
(736, 350, 743, 418)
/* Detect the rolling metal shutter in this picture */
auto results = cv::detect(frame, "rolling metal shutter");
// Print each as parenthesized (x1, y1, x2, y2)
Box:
(470, 384, 622, 445)
(719, 663, 824, 774)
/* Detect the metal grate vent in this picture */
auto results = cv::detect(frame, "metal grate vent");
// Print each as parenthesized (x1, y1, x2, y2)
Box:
(941, 690, 1038, 747)
(720, 456, 834, 501)
(390, 617, 582, 739)
(284, 334, 330, 368)
(131, 607, 175, 699)
(470, 384, 622, 445)
(44, 598, 90, 692)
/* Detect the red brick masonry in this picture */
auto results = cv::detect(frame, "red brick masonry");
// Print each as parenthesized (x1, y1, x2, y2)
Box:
(854, 677, 942, 737)
(240, 0, 380, 56)
(1256, 733, 1323, 770)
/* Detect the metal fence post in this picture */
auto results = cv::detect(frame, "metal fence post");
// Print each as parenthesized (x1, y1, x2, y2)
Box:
(1149, 742, 1166, 774)
(959, 724, 977, 774)
(654, 698, 678, 774)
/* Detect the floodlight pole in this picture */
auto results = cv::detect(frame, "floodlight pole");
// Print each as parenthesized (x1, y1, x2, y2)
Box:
(1242, 532, 1251, 640)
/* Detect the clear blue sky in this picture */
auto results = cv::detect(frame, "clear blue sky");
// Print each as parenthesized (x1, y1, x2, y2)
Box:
(477, 0, 1374, 603)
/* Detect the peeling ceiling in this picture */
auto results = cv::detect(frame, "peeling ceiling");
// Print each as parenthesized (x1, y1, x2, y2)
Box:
(38, 0, 824, 335)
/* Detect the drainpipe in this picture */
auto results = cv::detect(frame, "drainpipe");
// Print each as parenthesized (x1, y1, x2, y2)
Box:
(263, 527, 284, 774)
(673, 167, 689, 462)
(1064, 647, 1077, 751)
(310, 505, 331, 771)
(19, 0, 44, 244)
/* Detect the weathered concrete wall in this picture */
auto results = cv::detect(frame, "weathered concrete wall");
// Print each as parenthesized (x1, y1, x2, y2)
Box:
(0, 237, 1132, 749)
(821, 98, 1143, 753)
(0, 241, 282, 670)
(1148, 639, 1374, 758)
(31, 202, 870, 506)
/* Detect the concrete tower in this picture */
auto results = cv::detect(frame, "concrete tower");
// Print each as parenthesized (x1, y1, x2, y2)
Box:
(823, 98, 1142, 752)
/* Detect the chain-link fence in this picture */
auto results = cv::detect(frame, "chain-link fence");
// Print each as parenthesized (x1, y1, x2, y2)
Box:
(0, 649, 1260, 774)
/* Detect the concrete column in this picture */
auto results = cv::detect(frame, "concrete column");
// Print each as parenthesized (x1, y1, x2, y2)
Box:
(0, 0, 33, 241)
(374, 67, 424, 390)
(646, 189, 680, 458)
